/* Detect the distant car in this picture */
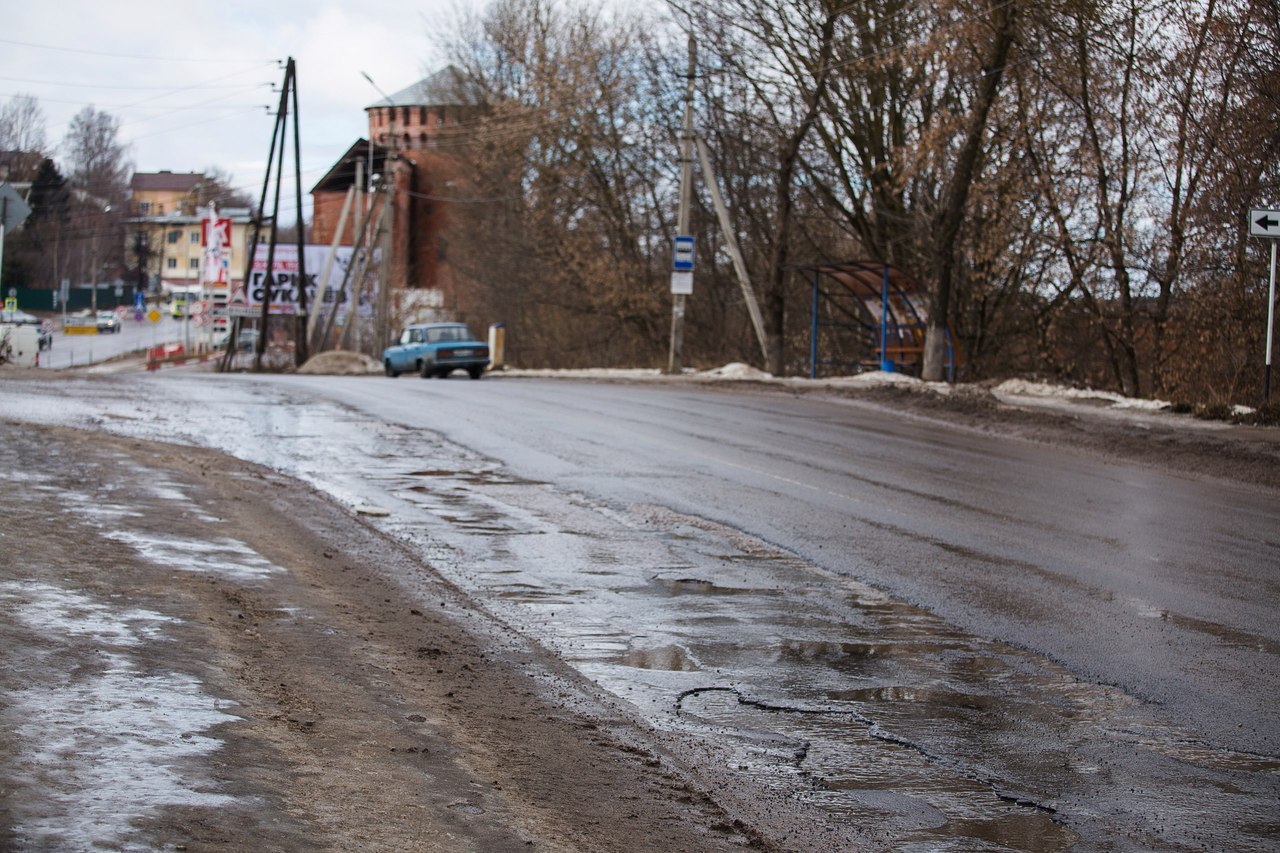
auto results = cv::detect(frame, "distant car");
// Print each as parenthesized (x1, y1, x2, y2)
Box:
(216, 328, 259, 353)
(96, 310, 121, 333)
(382, 322, 489, 379)
(1, 309, 52, 350)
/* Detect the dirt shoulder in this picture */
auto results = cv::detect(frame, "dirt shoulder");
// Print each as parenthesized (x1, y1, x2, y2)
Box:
(0, 421, 756, 852)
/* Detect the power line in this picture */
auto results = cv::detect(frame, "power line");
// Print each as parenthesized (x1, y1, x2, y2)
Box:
(0, 75, 261, 91)
(0, 36, 271, 64)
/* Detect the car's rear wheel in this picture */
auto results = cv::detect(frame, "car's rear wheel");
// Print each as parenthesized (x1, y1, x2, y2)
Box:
(468, 367, 483, 380)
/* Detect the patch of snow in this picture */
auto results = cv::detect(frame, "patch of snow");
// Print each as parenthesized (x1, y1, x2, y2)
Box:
(105, 530, 284, 581)
(0, 581, 241, 850)
(697, 362, 773, 380)
(1, 581, 176, 647)
(809, 370, 953, 395)
(995, 379, 1170, 411)
(299, 350, 382, 375)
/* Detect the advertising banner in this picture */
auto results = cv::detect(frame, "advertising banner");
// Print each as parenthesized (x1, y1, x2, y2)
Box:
(234, 244, 378, 319)
(202, 217, 231, 285)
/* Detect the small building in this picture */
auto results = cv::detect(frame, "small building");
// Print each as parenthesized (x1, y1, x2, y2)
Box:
(125, 208, 257, 296)
(129, 170, 204, 217)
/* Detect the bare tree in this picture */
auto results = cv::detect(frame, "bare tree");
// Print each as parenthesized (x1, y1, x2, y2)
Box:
(62, 106, 132, 289)
(63, 106, 131, 206)
(0, 94, 47, 180)
(920, 0, 1020, 381)
(441, 0, 676, 367)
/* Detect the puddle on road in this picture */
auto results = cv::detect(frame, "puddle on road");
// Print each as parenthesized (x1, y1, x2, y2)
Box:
(4, 377, 1277, 850)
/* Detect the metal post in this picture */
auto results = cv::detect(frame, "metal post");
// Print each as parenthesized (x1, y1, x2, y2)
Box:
(1267, 241, 1276, 403)
(881, 263, 890, 372)
(668, 33, 695, 374)
(810, 271, 819, 379)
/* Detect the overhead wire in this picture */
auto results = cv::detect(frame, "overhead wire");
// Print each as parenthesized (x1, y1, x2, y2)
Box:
(0, 36, 272, 65)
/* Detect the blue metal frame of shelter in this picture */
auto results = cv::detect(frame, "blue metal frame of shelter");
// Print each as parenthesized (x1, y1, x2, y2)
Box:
(799, 261, 954, 381)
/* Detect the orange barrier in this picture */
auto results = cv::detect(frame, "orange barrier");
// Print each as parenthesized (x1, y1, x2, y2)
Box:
(145, 343, 221, 371)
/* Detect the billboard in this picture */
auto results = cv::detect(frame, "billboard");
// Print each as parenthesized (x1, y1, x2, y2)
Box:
(229, 244, 378, 319)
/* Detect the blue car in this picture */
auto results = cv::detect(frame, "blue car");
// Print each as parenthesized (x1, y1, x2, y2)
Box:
(383, 322, 490, 379)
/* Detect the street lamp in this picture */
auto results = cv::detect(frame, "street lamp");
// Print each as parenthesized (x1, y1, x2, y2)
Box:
(361, 71, 397, 196)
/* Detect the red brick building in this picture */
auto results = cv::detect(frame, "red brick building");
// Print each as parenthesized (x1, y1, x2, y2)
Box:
(311, 67, 479, 319)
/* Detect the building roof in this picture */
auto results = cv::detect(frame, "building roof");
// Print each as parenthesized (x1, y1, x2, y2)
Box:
(310, 139, 390, 194)
(365, 66, 481, 110)
(131, 171, 203, 192)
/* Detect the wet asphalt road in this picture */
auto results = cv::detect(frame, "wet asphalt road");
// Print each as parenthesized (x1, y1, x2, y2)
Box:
(3, 371, 1278, 848)
(285, 377, 1279, 749)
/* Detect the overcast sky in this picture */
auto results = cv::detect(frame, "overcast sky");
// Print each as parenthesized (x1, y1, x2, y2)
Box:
(1, 0, 463, 222)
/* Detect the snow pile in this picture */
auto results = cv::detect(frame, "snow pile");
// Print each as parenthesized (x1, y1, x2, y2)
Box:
(298, 350, 382, 375)
(812, 370, 953, 395)
(995, 379, 1170, 411)
(698, 362, 773, 380)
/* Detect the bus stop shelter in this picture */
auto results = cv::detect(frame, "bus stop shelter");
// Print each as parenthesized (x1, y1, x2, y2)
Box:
(795, 260, 954, 381)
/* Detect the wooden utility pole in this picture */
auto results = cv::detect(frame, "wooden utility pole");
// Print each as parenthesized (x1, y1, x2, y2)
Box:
(375, 173, 393, 355)
(308, 183, 354, 351)
(694, 135, 769, 365)
(667, 33, 696, 374)
(290, 62, 310, 366)
(227, 57, 309, 372)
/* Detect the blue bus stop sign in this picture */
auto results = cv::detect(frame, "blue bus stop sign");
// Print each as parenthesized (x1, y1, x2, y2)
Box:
(673, 235, 695, 272)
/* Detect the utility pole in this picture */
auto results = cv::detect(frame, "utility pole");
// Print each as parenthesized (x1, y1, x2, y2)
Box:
(667, 33, 696, 374)
(291, 61, 310, 366)
(694, 135, 769, 365)
(375, 178, 393, 354)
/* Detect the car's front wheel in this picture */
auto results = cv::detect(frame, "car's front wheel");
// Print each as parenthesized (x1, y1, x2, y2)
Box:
(384, 360, 400, 378)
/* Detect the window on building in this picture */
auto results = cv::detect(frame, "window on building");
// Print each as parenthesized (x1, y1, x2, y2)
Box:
(189, 258, 200, 269)
(167, 258, 177, 269)
(139, 201, 152, 215)
(167, 230, 180, 244)
(419, 107, 426, 125)
(401, 106, 409, 126)
(190, 231, 200, 244)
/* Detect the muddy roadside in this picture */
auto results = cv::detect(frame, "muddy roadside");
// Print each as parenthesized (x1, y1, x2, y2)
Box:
(0, 420, 766, 852)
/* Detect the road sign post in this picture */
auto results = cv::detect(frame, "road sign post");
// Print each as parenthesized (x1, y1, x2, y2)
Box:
(1, 183, 34, 293)
(1250, 209, 1280, 402)
(1266, 241, 1276, 403)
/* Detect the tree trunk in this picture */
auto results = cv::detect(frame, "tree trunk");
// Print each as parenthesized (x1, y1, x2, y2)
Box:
(762, 6, 838, 376)
(921, 0, 1019, 382)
